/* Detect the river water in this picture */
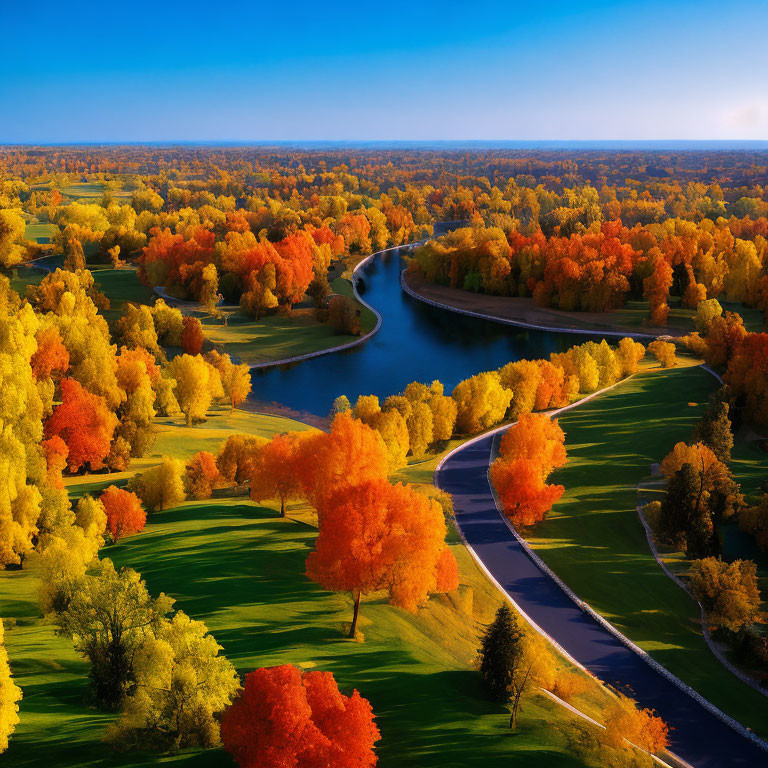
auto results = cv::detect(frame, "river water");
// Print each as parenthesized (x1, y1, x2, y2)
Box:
(250, 247, 587, 421)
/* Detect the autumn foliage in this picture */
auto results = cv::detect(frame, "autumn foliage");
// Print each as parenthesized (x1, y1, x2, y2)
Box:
(100, 486, 146, 542)
(306, 478, 457, 637)
(490, 414, 566, 526)
(249, 433, 306, 516)
(221, 665, 379, 768)
(181, 316, 204, 355)
(44, 378, 118, 472)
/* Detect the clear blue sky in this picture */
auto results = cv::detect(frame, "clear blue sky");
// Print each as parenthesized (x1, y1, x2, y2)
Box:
(2, 0, 766, 142)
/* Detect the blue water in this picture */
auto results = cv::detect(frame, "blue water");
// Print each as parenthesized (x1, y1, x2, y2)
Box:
(250, 248, 586, 420)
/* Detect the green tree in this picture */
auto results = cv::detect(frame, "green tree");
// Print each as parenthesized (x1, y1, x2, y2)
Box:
(52, 559, 173, 710)
(479, 604, 521, 702)
(693, 396, 733, 463)
(107, 611, 239, 751)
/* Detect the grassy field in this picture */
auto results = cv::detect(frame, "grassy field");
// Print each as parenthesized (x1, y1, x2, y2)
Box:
(603, 297, 764, 334)
(89, 267, 157, 326)
(59, 183, 133, 201)
(201, 277, 376, 365)
(1, 409, 638, 768)
(24, 221, 58, 244)
(523, 360, 768, 736)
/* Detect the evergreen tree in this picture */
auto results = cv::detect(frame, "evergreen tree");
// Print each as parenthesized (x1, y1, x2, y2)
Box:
(659, 463, 698, 550)
(693, 398, 733, 463)
(479, 604, 522, 702)
(659, 463, 717, 558)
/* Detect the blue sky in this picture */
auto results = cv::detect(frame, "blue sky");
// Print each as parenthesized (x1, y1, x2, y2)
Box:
(2, 0, 766, 142)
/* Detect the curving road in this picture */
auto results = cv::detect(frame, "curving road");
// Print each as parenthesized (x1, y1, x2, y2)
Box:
(436, 429, 768, 768)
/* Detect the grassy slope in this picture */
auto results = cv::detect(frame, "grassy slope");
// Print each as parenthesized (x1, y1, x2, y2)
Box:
(524, 360, 768, 735)
(1, 411, 625, 768)
(201, 277, 376, 365)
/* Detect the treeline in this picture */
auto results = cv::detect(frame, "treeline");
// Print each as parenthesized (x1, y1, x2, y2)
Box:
(410, 216, 768, 325)
(0, 268, 253, 570)
(682, 299, 768, 427)
(334, 336, 653, 469)
(4, 147, 768, 323)
(643, 387, 768, 677)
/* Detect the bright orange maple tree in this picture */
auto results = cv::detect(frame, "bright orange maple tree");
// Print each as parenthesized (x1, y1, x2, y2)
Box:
(221, 664, 380, 768)
(297, 413, 388, 506)
(306, 478, 458, 637)
(44, 378, 118, 472)
(249, 433, 306, 516)
(490, 414, 567, 527)
(100, 485, 146, 542)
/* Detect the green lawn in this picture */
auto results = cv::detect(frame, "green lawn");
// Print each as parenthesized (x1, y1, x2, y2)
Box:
(60, 183, 133, 201)
(89, 267, 157, 326)
(603, 297, 763, 334)
(24, 222, 58, 244)
(201, 278, 375, 366)
(0, 408, 633, 768)
(523, 362, 768, 736)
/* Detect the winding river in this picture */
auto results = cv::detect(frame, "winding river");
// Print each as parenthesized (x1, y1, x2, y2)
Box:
(250, 241, 586, 419)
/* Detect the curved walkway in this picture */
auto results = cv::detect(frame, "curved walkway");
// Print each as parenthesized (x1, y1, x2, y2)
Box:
(436, 405, 768, 767)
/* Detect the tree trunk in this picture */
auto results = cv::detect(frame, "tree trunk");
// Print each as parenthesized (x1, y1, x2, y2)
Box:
(280, 496, 285, 517)
(349, 591, 362, 638)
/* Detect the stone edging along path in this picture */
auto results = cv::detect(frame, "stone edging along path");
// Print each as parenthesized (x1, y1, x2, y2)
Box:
(434, 376, 768, 756)
(400, 268, 663, 340)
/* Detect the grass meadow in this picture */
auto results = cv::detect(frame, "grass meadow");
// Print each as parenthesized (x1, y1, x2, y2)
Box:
(524, 360, 768, 737)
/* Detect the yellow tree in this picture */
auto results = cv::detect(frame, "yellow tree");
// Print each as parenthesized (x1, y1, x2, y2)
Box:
(166, 354, 217, 425)
(206, 351, 251, 413)
(499, 360, 541, 418)
(107, 611, 239, 751)
(648, 340, 676, 368)
(150, 299, 184, 347)
(216, 434, 268, 484)
(200, 263, 222, 317)
(0, 209, 30, 268)
(0, 618, 22, 753)
(452, 372, 512, 434)
(616, 337, 645, 377)
(0, 298, 45, 568)
(117, 303, 159, 354)
(129, 457, 186, 512)
(689, 557, 762, 632)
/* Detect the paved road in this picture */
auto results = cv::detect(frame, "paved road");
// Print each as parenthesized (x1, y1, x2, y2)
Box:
(436, 431, 768, 768)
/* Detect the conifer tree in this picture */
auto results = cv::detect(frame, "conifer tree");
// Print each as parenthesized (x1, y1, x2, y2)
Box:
(693, 398, 733, 463)
(479, 604, 522, 701)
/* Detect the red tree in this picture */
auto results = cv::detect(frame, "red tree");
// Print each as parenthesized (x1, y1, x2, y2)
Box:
(101, 485, 146, 541)
(221, 665, 379, 768)
(44, 378, 118, 472)
(181, 316, 204, 354)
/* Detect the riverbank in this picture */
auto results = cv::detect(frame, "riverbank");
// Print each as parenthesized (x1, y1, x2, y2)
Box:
(403, 269, 692, 339)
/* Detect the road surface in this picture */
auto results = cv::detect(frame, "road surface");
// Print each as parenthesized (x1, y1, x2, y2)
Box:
(436, 431, 768, 767)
